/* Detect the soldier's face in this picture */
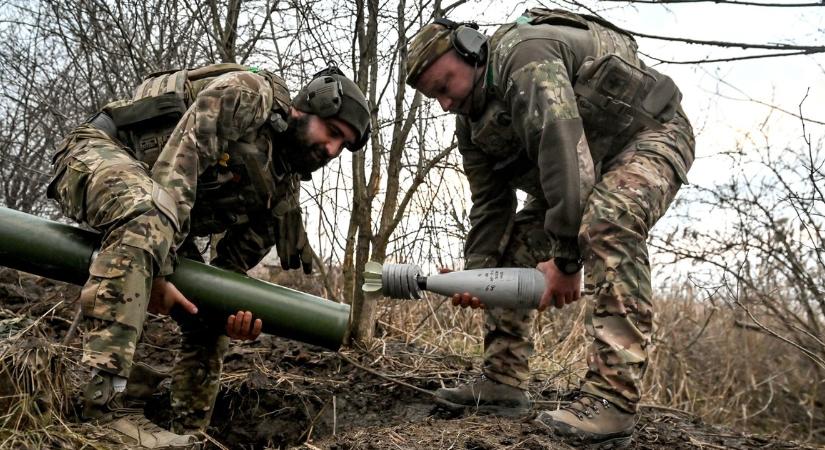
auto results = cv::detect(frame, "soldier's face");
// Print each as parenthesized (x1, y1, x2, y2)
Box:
(415, 50, 480, 115)
(284, 110, 357, 175)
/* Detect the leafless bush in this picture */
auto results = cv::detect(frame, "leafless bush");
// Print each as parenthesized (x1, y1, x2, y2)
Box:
(658, 111, 824, 370)
(647, 105, 825, 440)
(646, 289, 824, 443)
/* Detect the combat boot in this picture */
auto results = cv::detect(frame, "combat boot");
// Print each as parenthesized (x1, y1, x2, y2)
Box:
(534, 394, 636, 449)
(83, 370, 200, 449)
(434, 375, 531, 416)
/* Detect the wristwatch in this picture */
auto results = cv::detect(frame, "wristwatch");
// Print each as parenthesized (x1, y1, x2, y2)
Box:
(554, 257, 583, 275)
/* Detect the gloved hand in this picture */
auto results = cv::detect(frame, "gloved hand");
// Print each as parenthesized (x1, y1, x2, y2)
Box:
(277, 207, 313, 274)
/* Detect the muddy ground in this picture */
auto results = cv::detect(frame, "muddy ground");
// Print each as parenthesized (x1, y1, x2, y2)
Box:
(0, 268, 814, 450)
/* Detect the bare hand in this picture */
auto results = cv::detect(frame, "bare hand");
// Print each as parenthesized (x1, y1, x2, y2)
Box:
(439, 267, 484, 309)
(536, 260, 582, 312)
(148, 278, 198, 315)
(226, 310, 262, 341)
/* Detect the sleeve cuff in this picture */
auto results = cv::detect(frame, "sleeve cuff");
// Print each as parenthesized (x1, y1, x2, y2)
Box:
(156, 253, 176, 278)
(551, 237, 581, 260)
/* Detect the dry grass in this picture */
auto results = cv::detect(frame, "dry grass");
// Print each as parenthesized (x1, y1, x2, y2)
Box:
(363, 283, 824, 445)
(0, 308, 106, 449)
(0, 266, 821, 447)
(645, 295, 824, 442)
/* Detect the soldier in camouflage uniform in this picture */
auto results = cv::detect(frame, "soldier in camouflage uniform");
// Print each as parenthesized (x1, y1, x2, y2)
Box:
(405, 8, 694, 447)
(47, 63, 369, 448)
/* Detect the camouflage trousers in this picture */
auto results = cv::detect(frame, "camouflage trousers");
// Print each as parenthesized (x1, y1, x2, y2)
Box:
(48, 125, 229, 431)
(481, 216, 543, 390)
(483, 112, 694, 413)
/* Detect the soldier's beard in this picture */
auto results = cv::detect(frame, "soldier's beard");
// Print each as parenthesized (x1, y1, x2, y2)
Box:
(282, 114, 332, 178)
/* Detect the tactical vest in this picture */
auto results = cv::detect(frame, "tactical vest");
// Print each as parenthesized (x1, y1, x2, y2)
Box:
(188, 132, 300, 237)
(104, 63, 299, 236)
(489, 8, 682, 163)
(106, 63, 291, 167)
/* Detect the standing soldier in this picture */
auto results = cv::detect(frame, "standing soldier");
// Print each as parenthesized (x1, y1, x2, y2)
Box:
(405, 8, 694, 447)
(47, 63, 369, 448)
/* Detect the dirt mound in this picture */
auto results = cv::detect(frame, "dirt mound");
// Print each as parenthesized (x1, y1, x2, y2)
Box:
(0, 269, 815, 449)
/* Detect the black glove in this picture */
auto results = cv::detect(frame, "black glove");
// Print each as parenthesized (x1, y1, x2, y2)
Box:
(276, 207, 313, 274)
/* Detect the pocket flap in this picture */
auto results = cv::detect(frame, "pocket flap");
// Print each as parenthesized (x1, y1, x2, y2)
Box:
(88, 251, 132, 279)
(66, 156, 95, 173)
(151, 182, 181, 232)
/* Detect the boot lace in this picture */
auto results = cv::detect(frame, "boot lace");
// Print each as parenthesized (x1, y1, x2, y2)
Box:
(127, 414, 168, 434)
(561, 394, 610, 421)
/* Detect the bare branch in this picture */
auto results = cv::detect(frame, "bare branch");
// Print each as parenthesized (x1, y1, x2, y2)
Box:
(627, 29, 825, 53)
(601, 0, 825, 7)
(640, 49, 822, 65)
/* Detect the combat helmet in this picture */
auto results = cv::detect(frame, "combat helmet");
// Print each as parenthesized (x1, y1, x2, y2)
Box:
(292, 65, 371, 150)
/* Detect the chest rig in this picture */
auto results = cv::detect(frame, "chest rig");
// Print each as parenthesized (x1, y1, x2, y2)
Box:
(484, 8, 682, 167)
(104, 63, 298, 235)
(189, 131, 300, 236)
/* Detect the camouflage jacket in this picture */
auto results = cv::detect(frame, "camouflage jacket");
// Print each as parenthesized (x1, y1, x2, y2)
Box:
(147, 70, 301, 273)
(459, 9, 692, 267)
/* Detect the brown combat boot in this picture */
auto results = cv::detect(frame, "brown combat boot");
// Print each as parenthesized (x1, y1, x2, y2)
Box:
(434, 375, 531, 416)
(534, 394, 635, 449)
(83, 371, 200, 449)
